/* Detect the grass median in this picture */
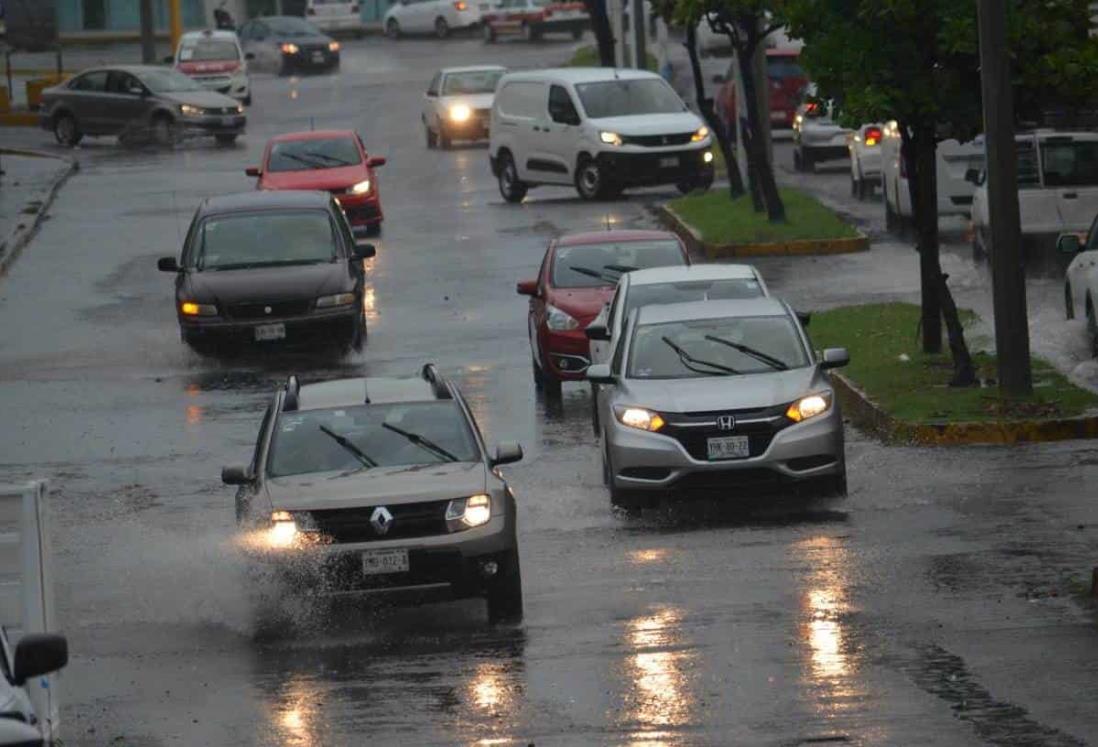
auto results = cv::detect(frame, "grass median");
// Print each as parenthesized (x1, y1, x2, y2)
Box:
(568, 46, 658, 71)
(810, 302, 1098, 422)
(667, 188, 858, 246)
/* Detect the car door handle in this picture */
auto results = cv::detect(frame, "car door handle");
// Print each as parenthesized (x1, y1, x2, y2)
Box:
(1064, 192, 1078, 199)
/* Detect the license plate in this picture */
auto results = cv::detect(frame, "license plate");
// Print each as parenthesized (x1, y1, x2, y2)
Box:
(254, 323, 285, 341)
(660, 156, 679, 168)
(311, 52, 325, 63)
(362, 549, 409, 576)
(707, 435, 750, 461)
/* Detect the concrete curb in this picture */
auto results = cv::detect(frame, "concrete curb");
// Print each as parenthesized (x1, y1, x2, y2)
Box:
(653, 203, 870, 260)
(831, 372, 1098, 445)
(0, 149, 79, 279)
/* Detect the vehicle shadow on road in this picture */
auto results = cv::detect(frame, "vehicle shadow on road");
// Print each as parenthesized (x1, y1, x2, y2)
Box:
(619, 494, 849, 534)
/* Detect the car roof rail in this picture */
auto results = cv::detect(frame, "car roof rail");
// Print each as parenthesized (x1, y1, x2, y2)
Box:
(421, 363, 452, 400)
(283, 375, 300, 411)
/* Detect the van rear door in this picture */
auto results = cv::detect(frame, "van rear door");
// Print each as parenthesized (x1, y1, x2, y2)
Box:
(1040, 135, 1098, 234)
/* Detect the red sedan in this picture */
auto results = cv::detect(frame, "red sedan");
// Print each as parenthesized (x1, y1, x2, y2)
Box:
(517, 230, 691, 398)
(246, 129, 387, 236)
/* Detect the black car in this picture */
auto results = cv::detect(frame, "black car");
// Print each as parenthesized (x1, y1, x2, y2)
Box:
(157, 191, 375, 354)
(237, 16, 341, 76)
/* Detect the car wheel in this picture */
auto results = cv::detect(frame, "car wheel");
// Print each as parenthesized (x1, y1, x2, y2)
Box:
(540, 364, 562, 399)
(590, 383, 600, 436)
(676, 178, 699, 195)
(483, 23, 497, 43)
(604, 438, 658, 513)
(1065, 283, 1075, 320)
(385, 18, 401, 38)
(1087, 299, 1098, 357)
(425, 126, 437, 149)
(53, 113, 82, 147)
(215, 133, 238, 146)
(497, 152, 528, 203)
(439, 129, 452, 150)
(856, 176, 869, 200)
(814, 462, 848, 498)
(349, 311, 367, 353)
(486, 549, 523, 624)
(575, 157, 612, 201)
(151, 114, 178, 147)
(792, 148, 803, 172)
(803, 149, 816, 173)
(435, 16, 450, 38)
(884, 185, 899, 232)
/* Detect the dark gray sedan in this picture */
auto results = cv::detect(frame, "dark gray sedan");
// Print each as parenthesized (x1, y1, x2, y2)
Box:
(237, 16, 341, 76)
(39, 65, 247, 147)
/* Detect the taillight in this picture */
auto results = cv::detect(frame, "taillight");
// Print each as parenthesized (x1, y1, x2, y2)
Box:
(805, 101, 818, 114)
(864, 126, 882, 147)
(454, 0, 467, 9)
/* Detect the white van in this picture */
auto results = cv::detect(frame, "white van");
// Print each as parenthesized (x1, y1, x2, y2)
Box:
(306, 0, 364, 34)
(488, 68, 714, 202)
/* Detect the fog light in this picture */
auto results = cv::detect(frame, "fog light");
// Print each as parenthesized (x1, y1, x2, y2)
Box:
(703, 150, 714, 164)
(480, 560, 499, 577)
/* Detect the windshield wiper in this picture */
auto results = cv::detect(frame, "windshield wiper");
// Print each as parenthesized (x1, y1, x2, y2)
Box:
(661, 336, 741, 376)
(318, 425, 378, 469)
(704, 335, 790, 371)
(303, 151, 353, 166)
(281, 152, 328, 169)
(381, 422, 459, 463)
(569, 265, 618, 283)
(603, 263, 638, 274)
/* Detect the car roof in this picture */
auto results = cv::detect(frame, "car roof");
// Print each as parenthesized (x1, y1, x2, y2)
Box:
(439, 65, 507, 75)
(556, 229, 680, 247)
(625, 264, 758, 287)
(269, 129, 358, 143)
(80, 64, 169, 76)
(296, 377, 440, 410)
(198, 190, 332, 216)
(180, 29, 239, 42)
(500, 67, 662, 86)
(635, 298, 789, 324)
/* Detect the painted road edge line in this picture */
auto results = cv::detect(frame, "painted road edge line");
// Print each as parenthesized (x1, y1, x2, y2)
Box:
(0, 149, 80, 279)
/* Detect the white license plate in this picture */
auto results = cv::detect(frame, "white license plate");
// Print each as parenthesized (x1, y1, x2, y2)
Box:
(311, 52, 325, 63)
(362, 549, 409, 576)
(254, 323, 285, 341)
(707, 435, 750, 461)
(660, 156, 679, 168)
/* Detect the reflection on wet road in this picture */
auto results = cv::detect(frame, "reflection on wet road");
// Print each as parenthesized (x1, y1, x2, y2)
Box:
(621, 606, 695, 744)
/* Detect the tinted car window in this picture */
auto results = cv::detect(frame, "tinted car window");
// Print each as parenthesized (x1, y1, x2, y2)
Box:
(268, 402, 480, 477)
(70, 71, 108, 92)
(551, 240, 685, 288)
(137, 68, 203, 93)
(193, 210, 337, 270)
(575, 79, 685, 119)
(442, 70, 504, 95)
(1041, 139, 1098, 187)
(180, 40, 240, 61)
(624, 279, 764, 318)
(267, 137, 362, 171)
(106, 71, 142, 94)
(266, 16, 321, 35)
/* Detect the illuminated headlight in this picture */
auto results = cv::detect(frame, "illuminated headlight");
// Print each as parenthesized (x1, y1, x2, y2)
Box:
(449, 103, 472, 123)
(786, 392, 832, 423)
(281, 42, 299, 55)
(267, 510, 298, 548)
(600, 131, 622, 146)
(316, 292, 356, 308)
(235, 103, 245, 114)
(349, 179, 371, 195)
(691, 125, 710, 142)
(545, 303, 579, 331)
(179, 104, 204, 117)
(328, 41, 341, 52)
(703, 150, 714, 164)
(180, 301, 217, 316)
(614, 406, 665, 432)
(446, 494, 492, 529)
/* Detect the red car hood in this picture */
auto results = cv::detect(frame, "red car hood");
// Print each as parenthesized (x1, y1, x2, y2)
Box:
(177, 60, 240, 75)
(546, 286, 615, 326)
(261, 164, 368, 192)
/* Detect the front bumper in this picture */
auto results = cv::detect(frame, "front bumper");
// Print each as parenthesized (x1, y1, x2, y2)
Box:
(441, 111, 491, 141)
(179, 307, 355, 346)
(537, 326, 591, 380)
(596, 146, 714, 188)
(283, 49, 340, 70)
(179, 112, 246, 135)
(335, 192, 383, 227)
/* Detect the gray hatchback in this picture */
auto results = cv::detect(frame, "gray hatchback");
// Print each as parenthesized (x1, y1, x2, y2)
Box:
(40, 65, 246, 147)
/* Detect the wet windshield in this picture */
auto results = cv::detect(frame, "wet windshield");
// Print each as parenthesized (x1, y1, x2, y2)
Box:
(628, 315, 808, 378)
(267, 16, 320, 36)
(574, 79, 685, 119)
(268, 402, 480, 476)
(194, 210, 336, 270)
(179, 40, 239, 62)
(442, 70, 505, 95)
(267, 137, 362, 171)
(624, 278, 764, 318)
(552, 240, 685, 288)
(138, 68, 203, 93)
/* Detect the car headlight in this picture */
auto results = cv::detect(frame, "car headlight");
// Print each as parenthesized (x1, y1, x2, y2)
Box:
(267, 510, 298, 548)
(545, 304, 579, 331)
(349, 179, 371, 195)
(691, 125, 710, 142)
(600, 131, 623, 146)
(786, 392, 832, 423)
(328, 41, 341, 52)
(449, 103, 472, 123)
(281, 42, 299, 55)
(235, 103, 245, 114)
(179, 104, 203, 117)
(180, 301, 217, 316)
(446, 494, 492, 529)
(316, 292, 356, 308)
(614, 406, 665, 432)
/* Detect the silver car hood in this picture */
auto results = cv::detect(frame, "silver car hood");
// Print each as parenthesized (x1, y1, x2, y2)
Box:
(618, 367, 824, 413)
(266, 461, 487, 511)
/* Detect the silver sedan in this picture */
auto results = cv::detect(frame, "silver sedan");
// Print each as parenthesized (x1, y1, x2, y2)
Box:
(588, 298, 849, 511)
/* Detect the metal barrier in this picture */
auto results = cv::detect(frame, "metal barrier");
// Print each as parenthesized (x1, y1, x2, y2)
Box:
(0, 481, 59, 741)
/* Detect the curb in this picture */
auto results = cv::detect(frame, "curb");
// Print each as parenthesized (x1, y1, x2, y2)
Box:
(653, 203, 870, 260)
(831, 372, 1098, 445)
(0, 149, 79, 279)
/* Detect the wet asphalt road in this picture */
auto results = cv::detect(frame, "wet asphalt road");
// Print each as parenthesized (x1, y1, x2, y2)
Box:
(2, 36, 1098, 747)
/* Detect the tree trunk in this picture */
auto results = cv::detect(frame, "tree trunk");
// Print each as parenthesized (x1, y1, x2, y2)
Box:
(939, 273, 977, 386)
(583, 0, 616, 67)
(905, 125, 943, 354)
(684, 25, 745, 198)
(735, 40, 785, 221)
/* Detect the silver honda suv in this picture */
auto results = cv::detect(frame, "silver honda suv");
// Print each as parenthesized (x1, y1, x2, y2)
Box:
(222, 365, 525, 627)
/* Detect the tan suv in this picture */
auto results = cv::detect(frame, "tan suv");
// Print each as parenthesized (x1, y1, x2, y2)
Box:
(222, 365, 525, 629)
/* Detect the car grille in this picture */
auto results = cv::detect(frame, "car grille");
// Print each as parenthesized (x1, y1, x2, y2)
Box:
(660, 404, 791, 461)
(205, 105, 240, 115)
(621, 132, 695, 147)
(321, 548, 464, 592)
(304, 500, 452, 543)
(225, 300, 313, 320)
(342, 203, 381, 223)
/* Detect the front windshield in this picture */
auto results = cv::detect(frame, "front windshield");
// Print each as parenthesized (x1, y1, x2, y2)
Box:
(552, 240, 685, 288)
(179, 40, 239, 62)
(194, 210, 336, 270)
(574, 79, 685, 119)
(267, 137, 362, 172)
(138, 68, 203, 93)
(267, 16, 320, 35)
(442, 70, 505, 95)
(624, 278, 764, 318)
(268, 402, 480, 477)
(628, 315, 809, 379)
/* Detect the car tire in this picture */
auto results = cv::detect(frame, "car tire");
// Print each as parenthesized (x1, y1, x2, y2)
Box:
(1065, 283, 1075, 320)
(151, 114, 178, 147)
(215, 133, 238, 146)
(793, 148, 803, 172)
(803, 149, 816, 173)
(850, 172, 858, 197)
(385, 18, 401, 38)
(435, 17, 450, 38)
(575, 157, 613, 201)
(1087, 299, 1098, 357)
(856, 176, 869, 200)
(497, 152, 528, 203)
(486, 549, 524, 624)
(604, 438, 658, 513)
(439, 129, 452, 150)
(349, 311, 367, 353)
(425, 126, 437, 149)
(483, 23, 497, 43)
(590, 383, 600, 436)
(538, 361, 562, 399)
(815, 463, 848, 498)
(53, 113, 82, 148)
(884, 185, 899, 232)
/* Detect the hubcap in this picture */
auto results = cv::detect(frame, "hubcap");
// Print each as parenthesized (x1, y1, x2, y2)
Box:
(57, 119, 73, 140)
(581, 166, 599, 193)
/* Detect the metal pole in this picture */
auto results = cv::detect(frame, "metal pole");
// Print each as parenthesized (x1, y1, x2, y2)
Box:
(169, 0, 185, 56)
(631, 0, 645, 69)
(140, 0, 157, 64)
(977, 0, 1032, 395)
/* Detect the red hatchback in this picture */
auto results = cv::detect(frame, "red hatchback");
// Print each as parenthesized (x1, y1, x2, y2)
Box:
(247, 130, 387, 236)
(517, 231, 690, 397)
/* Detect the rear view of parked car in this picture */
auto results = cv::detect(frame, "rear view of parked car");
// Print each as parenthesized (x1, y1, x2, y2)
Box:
(384, 0, 483, 39)
(482, 0, 589, 42)
(305, 0, 365, 35)
(848, 123, 884, 199)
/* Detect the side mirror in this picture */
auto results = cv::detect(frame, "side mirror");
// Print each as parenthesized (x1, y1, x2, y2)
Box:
(821, 347, 850, 369)
(490, 441, 524, 467)
(516, 279, 538, 297)
(12, 634, 68, 686)
(585, 322, 610, 341)
(795, 310, 811, 327)
(1057, 233, 1082, 254)
(353, 242, 377, 260)
(221, 465, 252, 485)
(157, 256, 180, 272)
(245, 52, 256, 60)
(245, 166, 261, 177)
(367, 156, 387, 168)
(586, 363, 616, 385)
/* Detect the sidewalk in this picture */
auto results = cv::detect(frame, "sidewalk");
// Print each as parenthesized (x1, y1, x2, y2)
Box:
(0, 150, 78, 276)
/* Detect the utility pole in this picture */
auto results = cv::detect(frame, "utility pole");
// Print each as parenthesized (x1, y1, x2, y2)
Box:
(139, 0, 156, 64)
(169, 0, 184, 57)
(977, 0, 1032, 396)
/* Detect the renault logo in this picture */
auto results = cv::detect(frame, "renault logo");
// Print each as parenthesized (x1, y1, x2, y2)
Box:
(264, 306, 273, 315)
(370, 506, 394, 535)
(716, 415, 736, 431)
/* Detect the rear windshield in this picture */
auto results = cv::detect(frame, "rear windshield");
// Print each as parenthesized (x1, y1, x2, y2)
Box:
(193, 210, 336, 270)
(267, 137, 362, 171)
(624, 278, 764, 318)
(179, 40, 239, 61)
(442, 70, 505, 95)
(575, 79, 685, 119)
(552, 240, 686, 288)
(767, 57, 803, 80)
(1040, 138, 1098, 187)
(268, 402, 480, 476)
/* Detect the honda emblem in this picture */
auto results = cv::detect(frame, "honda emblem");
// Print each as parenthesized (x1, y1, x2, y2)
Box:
(716, 415, 736, 431)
